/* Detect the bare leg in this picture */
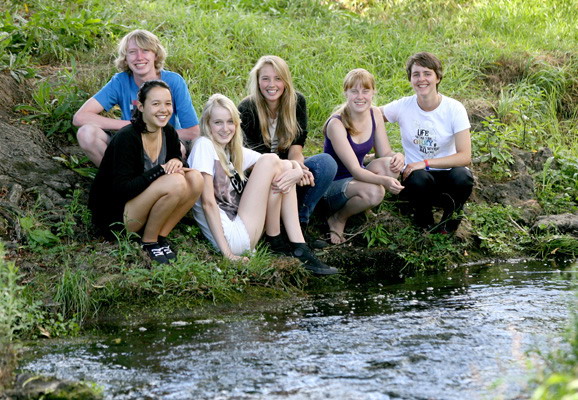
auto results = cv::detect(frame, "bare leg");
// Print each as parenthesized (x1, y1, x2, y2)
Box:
(280, 184, 305, 243)
(77, 125, 110, 167)
(327, 157, 396, 244)
(124, 173, 197, 242)
(238, 154, 284, 248)
(158, 170, 203, 236)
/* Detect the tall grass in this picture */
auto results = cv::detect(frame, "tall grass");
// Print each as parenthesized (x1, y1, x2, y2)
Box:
(4, 0, 578, 161)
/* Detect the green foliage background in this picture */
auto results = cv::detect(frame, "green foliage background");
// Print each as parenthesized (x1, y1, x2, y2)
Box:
(1, 0, 578, 396)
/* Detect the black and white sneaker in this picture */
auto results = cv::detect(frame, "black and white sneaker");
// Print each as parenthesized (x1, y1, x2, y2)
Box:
(158, 237, 177, 261)
(141, 242, 169, 264)
(290, 243, 339, 275)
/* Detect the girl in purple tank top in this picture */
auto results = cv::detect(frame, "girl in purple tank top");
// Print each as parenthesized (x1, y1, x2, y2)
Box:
(322, 69, 405, 245)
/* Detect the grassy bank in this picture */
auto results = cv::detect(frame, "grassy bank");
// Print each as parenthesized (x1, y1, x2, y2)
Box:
(1, 0, 578, 395)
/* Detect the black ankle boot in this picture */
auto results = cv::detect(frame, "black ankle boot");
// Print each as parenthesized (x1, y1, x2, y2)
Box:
(291, 243, 339, 275)
(300, 222, 330, 249)
(264, 234, 292, 255)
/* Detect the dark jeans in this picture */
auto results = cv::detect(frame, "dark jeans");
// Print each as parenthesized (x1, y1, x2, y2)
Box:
(400, 167, 474, 232)
(298, 153, 338, 224)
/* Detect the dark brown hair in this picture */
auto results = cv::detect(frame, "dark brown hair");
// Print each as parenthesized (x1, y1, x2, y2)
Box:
(405, 52, 443, 89)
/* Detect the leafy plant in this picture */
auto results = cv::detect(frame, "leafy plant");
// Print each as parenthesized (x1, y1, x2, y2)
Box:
(15, 61, 88, 142)
(1, 0, 122, 62)
(536, 155, 578, 214)
(0, 243, 32, 390)
(18, 214, 59, 250)
(466, 203, 529, 255)
(0, 244, 35, 343)
(53, 154, 98, 179)
(472, 116, 515, 179)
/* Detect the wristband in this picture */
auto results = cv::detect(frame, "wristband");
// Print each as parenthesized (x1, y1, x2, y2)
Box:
(424, 159, 430, 171)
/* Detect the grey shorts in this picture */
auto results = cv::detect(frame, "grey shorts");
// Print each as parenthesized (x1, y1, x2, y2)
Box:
(323, 177, 353, 213)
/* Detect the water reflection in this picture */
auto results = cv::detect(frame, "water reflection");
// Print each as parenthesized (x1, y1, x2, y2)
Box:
(21, 260, 576, 400)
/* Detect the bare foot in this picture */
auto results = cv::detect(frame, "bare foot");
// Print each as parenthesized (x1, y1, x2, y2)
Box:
(327, 214, 346, 244)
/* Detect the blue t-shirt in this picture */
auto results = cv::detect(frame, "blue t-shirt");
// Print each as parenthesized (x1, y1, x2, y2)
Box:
(93, 70, 199, 130)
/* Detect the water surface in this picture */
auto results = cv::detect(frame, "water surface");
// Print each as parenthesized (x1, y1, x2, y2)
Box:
(21, 260, 576, 399)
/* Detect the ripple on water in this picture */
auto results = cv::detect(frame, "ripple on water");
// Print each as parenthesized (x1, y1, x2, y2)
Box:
(20, 260, 576, 400)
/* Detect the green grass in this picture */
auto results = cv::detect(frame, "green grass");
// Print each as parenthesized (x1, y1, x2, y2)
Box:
(4, 0, 578, 161)
(1, 1, 578, 393)
(2, 0, 577, 313)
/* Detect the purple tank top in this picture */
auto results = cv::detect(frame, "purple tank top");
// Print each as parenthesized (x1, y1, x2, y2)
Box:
(323, 108, 376, 180)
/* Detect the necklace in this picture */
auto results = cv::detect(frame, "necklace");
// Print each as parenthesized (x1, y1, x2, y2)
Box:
(142, 131, 162, 162)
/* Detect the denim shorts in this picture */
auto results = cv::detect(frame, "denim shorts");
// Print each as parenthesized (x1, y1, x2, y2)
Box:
(323, 177, 353, 213)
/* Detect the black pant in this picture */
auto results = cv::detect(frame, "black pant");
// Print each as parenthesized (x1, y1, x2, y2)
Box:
(400, 167, 474, 232)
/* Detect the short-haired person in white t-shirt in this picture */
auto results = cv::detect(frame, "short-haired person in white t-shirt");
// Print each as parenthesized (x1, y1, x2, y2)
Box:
(381, 52, 474, 233)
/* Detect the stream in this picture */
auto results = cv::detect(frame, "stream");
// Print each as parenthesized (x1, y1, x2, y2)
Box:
(20, 259, 577, 400)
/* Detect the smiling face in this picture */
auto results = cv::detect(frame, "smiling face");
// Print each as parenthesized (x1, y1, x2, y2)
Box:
(345, 83, 374, 113)
(209, 105, 237, 147)
(410, 64, 440, 97)
(138, 86, 173, 131)
(125, 38, 158, 79)
(258, 63, 285, 107)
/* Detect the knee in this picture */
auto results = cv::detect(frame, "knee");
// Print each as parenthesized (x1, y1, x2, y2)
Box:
(359, 184, 385, 207)
(404, 170, 434, 191)
(186, 169, 204, 193)
(257, 153, 283, 172)
(367, 185, 385, 206)
(308, 153, 338, 181)
(76, 125, 104, 148)
(450, 168, 474, 188)
(163, 174, 189, 197)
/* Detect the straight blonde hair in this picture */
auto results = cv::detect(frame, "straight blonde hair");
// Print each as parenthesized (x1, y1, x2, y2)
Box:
(200, 94, 247, 180)
(246, 55, 300, 150)
(330, 68, 375, 137)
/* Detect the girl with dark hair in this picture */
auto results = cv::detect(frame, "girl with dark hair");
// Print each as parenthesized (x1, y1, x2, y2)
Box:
(381, 52, 474, 233)
(89, 80, 203, 264)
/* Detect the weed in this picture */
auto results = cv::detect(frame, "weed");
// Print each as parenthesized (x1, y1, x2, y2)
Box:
(111, 226, 142, 264)
(55, 189, 93, 242)
(15, 60, 88, 143)
(18, 214, 59, 250)
(466, 203, 530, 255)
(536, 155, 578, 214)
(53, 267, 99, 323)
(53, 154, 98, 179)
(532, 235, 578, 260)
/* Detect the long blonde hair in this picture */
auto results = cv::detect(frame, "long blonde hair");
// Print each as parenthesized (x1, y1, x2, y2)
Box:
(115, 29, 167, 73)
(200, 94, 247, 180)
(330, 68, 375, 137)
(246, 55, 300, 150)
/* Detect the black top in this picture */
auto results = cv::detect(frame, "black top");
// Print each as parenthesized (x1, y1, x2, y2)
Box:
(88, 123, 182, 233)
(238, 92, 308, 160)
